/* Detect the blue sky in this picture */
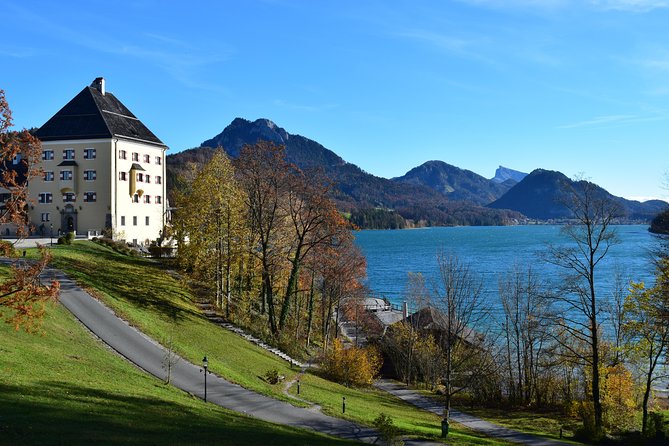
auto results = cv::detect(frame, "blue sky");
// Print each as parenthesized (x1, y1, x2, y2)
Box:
(3, 0, 669, 200)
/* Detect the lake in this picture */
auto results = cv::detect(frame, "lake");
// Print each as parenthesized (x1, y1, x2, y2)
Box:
(354, 225, 661, 317)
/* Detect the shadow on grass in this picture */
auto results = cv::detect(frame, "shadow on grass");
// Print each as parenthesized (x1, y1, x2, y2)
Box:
(51, 243, 201, 323)
(0, 381, 352, 446)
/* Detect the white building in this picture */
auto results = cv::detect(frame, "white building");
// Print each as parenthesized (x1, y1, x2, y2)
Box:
(31, 78, 167, 245)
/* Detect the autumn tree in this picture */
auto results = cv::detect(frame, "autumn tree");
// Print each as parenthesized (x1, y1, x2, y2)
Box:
(433, 253, 488, 436)
(545, 178, 622, 436)
(317, 234, 367, 351)
(236, 142, 293, 334)
(174, 150, 246, 318)
(0, 90, 59, 332)
(624, 259, 669, 436)
(278, 170, 349, 332)
(498, 264, 552, 406)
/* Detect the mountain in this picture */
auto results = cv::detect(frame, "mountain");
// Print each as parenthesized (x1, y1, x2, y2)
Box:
(167, 118, 523, 228)
(488, 169, 668, 221)
(491, 166, 527, 184)
(392, 160, 512, 205)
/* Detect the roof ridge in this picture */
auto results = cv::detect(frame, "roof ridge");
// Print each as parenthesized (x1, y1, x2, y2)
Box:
(87, 86, 115, 137)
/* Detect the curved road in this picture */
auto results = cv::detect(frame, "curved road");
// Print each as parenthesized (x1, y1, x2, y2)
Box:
(49, 268, 448, 445)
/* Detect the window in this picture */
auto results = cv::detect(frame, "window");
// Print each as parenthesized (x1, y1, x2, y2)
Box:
(155, 176, 162, 184)
(132, 152, 139, 161)
(38, 193, 53, 204)
(12, 154, 22, 165)
(136, 173, 144, 182)
(63, 149, 75, 160)
(63, 193, 76, 203)
(119, 150, 127, 160)
(84, 148, 96, 159)
(143, 195, 151, 204)
(60, 170, 73, 180)
(133, 216, 137, 226)
(119, 171, 127, 181)
(143, 154, 150, 163)
(145, 216, 150, 225)
(83, 192, 97, 203)
(133, 194, 139, 203)
(44, 171, 54, 182)
(145, 175, 151, 184)
(84, 170, 97, 181)
(156, 195, 162, 204)
(121, 216, 125, 226)
(155, 156, 162, 165)
(42, 150, 54, 161)
(41, 213, 50, 222)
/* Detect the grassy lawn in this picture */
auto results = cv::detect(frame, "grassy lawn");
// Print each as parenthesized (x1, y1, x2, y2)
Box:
(451, 404, 583, 445)
(0, 281, 356, 446)
(44, 241, 302, 405)
(36, 241, 517, 444)
(291, 372, 515, 445)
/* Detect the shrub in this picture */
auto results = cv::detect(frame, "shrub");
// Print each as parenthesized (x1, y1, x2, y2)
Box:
(373, 413, 403, 446)
(65, 231, 75, 244)
(647, 412, 668, 440)
(264, 368, 280, 384)
(321, 339, 382, 387)
(57, 236, 65, 245)
(0, 240, 15, 256)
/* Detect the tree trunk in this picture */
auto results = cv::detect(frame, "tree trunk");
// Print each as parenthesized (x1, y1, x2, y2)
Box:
(280, 247, 302, 330)
(305, 274, 314, 348)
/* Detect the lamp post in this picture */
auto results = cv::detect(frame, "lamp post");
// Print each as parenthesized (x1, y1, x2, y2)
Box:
(201, 356, 209, 402)
(50, 223, 53, 246)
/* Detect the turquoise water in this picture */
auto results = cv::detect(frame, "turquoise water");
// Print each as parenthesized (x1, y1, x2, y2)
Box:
(354, 225, 660, 315)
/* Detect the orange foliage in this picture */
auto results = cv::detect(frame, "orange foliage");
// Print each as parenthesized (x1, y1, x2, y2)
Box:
(321, 338, 382, 387)
(0, 246, 60, 332)
(0, 90, 60, 332)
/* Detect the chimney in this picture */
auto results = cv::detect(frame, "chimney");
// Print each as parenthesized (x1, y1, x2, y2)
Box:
(91, 77, 105, 95)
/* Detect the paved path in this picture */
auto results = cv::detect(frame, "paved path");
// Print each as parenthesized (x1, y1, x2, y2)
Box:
(375, 380, 573, 446)
(47, 267, 448, 445)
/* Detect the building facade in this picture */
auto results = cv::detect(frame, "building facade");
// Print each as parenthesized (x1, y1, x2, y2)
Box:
(31, 78, 167, 245)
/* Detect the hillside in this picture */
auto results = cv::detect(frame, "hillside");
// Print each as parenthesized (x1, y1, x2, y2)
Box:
(488, 169, 668, 221)
(167, 118, 523, 227)
(28, 242, 510, 445)
(392, 160, 512, 205)
(0, 266, 348, 446)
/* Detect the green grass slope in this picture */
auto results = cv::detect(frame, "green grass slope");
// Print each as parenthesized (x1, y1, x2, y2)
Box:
(0, 290, 355, 446)
(40, 242, 514, 444)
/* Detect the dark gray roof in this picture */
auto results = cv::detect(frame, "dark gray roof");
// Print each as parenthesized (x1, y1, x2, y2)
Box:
(57, 160, 78, 167)
(35, 83, 166, 147)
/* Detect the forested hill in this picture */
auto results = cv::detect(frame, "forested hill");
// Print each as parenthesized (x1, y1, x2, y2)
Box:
(166, 118, 523, 228)
(488, 169, 668, 221)
(391, 160, 513, 205)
